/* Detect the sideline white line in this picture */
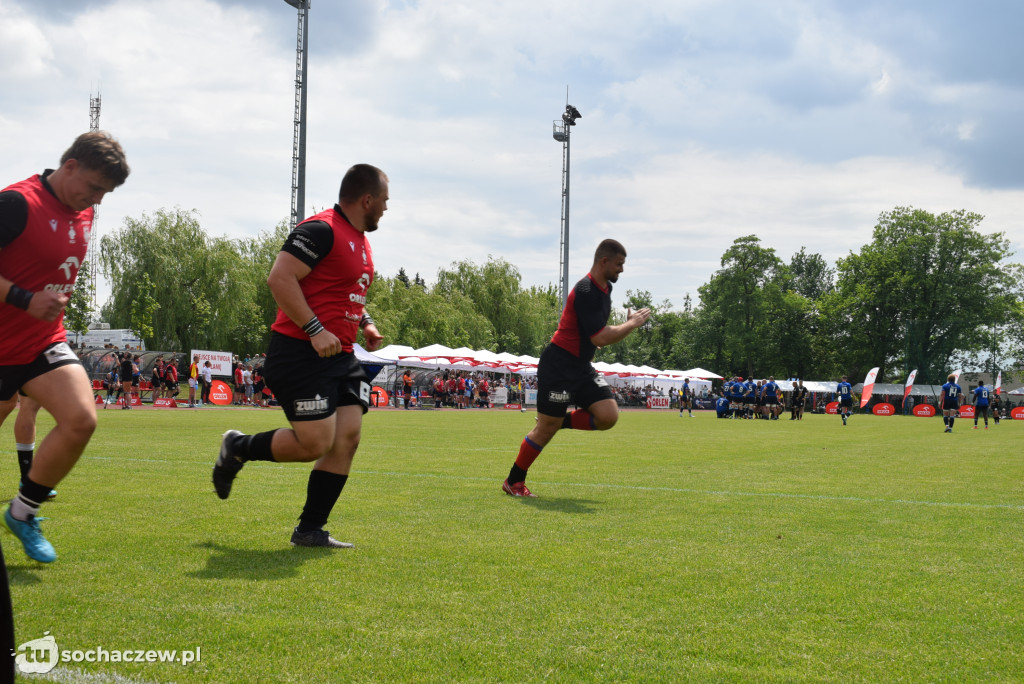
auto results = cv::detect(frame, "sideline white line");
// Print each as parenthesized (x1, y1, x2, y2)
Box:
(355, 469, 1024, 512)
(83, 457, 1024, 512)
(26, 666, 160, 684)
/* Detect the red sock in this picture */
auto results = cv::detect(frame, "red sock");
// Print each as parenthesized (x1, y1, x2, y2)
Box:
(514, 436, 543, 470)
(562, 408, 595, 431)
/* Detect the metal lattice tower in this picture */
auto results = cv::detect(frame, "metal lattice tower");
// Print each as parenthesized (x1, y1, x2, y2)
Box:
(552, 103, 581, 307)
(284, 1, 310, 229)
(84, 90, 102, 310)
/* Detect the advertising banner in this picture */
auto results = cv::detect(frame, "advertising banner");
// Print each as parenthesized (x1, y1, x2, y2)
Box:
(871, 402, 895, 416)
(189, 349, 233, 377)
(209, 380, 232, 406)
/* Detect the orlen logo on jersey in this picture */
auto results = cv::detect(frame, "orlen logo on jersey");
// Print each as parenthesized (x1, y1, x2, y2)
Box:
(58, 256, 80, 280)
(349, 273, 372, 305)
(43, 283, 75, 293)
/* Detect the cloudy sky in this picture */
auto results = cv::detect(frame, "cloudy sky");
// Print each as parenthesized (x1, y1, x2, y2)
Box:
(3, 0, 1023, 312)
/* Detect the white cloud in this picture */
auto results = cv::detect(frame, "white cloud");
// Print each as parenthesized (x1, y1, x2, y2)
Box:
(2, 0, 1022, 317)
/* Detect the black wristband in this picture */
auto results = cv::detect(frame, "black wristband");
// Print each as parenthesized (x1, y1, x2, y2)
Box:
(5, 284, 33, 310)
(359, 312, 374, 329)
(302, 316, 325, 337)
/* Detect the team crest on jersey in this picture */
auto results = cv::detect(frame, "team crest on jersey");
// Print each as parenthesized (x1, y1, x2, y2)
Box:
(68, 222, 76, 244)
(361, 247, 367, 265)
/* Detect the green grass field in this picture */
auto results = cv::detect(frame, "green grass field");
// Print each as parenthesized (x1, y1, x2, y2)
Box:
(2, 407, 1022, 682)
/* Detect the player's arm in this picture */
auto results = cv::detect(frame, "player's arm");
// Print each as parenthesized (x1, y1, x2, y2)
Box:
(590, 307, 651, 348)
(267, 251, 341, 358)
(268, 221, 342, 357)
(0, 190, 69, 321)
(359, 308, 383, 351)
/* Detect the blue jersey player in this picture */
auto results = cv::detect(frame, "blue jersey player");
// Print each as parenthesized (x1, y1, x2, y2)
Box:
(715, 394, 730, 418)
(836, 375, 854, 425)
(972, 381, 990, 429)
(940, 373, 963, 433)
(763, 376, 780, 420)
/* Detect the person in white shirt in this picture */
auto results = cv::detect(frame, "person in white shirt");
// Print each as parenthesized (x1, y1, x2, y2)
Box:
(242, 365, 254, 405)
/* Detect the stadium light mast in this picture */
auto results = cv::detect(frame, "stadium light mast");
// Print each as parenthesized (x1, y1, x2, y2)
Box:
(284, 0, 310, 229)
(553, 103, 581, 307)
(84, 89, 102, 312)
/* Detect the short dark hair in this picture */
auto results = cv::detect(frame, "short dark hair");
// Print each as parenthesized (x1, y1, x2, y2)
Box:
(593, 239, 626, 263)
(61, 131, 130, 186)
(339, 164, 387, 203)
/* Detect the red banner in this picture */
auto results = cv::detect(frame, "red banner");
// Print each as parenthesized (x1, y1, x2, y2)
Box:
(153, 398, 178, 408)
(209, 380, 233, 406)
(646, 396, 671, 409)
(1011, 407, 1024, 420)
(825, 401, 839, 414)
(958, 405, 975, 418)
(913, 404, 936, 417)
(871, 402, 895, 416)
(504, 404, 523, 410)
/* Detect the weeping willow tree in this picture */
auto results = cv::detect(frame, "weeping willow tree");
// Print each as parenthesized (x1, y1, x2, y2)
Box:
(99, 208, 287, 353)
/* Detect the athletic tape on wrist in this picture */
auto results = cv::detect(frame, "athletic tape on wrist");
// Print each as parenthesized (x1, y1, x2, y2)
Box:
(302, 315, 325, 337)
(359, 312, 375, 329)
(5, 284, 34, 310)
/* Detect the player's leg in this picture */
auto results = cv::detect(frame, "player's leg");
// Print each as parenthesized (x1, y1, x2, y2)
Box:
(291, 404, 364, 548)
(13, 395, 44, 492)
(213, 409, 335, 500)
(7, 364, 96, 562)
(505, 412, 561, 497)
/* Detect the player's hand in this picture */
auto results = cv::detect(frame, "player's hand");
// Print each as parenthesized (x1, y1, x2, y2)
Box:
(362, 323, 383, 351)
(627, 307, 651, 328)
(310, 329, 342, 357)
(26, 290, 68, 322)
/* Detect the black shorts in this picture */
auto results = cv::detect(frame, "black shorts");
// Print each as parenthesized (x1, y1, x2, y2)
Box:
(261, 332, 370, 422)
(840, 398, 853, 408)
(0, 342, 83, 401)
(943, 399, 960, 411)
(535, 344, 614, 418)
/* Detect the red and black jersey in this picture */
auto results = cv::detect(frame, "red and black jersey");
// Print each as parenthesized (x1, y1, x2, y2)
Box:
(550, 273, 611, 363)
(271, 205, 373, 352)
(0, 172, 93, 365)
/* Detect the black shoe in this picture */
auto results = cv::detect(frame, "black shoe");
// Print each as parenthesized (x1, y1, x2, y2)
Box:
(213, 430, 245, 500)
(290, 527, 353, 548)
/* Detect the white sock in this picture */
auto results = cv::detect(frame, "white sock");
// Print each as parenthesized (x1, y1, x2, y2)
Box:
(10, 493, 41, 521)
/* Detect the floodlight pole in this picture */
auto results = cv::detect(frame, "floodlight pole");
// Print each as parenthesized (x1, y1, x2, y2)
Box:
(284, 0, 310, 229)
(552, 104, 581, 307)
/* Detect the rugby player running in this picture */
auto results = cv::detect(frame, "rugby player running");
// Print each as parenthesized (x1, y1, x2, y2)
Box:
(502, 239, 650, 497)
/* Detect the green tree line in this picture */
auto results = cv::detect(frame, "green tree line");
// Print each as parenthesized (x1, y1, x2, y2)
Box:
(86, 205, 1023, 384)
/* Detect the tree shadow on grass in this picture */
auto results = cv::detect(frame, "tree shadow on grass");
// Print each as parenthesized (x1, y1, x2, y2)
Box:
(513, 497, 601, 515)
(188, 541, 334, 581)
